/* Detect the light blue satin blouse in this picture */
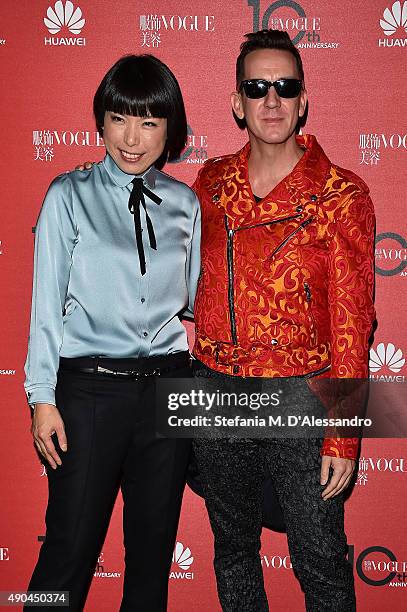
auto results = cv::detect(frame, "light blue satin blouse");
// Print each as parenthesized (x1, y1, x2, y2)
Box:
(24, 154, 201, 406)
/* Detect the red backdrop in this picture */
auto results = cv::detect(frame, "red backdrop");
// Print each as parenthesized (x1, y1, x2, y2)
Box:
(1, 1, 406, 610)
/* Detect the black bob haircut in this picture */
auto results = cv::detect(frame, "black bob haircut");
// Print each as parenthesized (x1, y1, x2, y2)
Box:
(93, 54, 187, 162)
(236, 29, 304, 88)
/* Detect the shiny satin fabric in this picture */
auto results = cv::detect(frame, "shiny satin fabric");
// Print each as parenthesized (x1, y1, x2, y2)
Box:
(24, 154, 201, 406)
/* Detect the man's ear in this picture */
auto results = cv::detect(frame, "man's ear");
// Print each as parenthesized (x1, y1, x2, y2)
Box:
(231, 91, 245, 120)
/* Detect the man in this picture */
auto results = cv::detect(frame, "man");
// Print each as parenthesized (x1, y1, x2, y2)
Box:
(191, 30, 375, 611)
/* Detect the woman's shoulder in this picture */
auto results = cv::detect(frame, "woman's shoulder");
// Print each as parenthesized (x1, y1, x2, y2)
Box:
(44, 161, 104, 200)
(40, 171, 73, 209)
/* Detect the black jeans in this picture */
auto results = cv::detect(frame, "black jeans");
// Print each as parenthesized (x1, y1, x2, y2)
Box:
(26, 357, 191, 611)
(192, 363, 356, 612)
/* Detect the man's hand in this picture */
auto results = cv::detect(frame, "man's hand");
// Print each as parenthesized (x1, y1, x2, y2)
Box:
(75, 161, 95, 171)
(320, 455, 355, 500)
(31, 403, 67, 469)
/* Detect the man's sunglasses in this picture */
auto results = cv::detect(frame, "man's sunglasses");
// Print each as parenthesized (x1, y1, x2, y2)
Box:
(239, 78, 302, 99)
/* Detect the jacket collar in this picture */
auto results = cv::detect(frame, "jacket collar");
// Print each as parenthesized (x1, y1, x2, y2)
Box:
(218, 134, 331, 227)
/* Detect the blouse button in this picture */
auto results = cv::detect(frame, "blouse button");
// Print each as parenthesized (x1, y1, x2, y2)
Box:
(141, 297, 145, 303)
(310, 195, 318, 202)
(143, 331, 148, 337)
(271, 339, 278, 346)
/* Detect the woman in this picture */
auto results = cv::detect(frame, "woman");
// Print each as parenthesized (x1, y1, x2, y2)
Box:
(24, 54, 200, 611)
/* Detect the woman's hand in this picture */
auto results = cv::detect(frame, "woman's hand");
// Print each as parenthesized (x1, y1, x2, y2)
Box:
(75, 161, 95, 171)
(31, 404, 67, 469)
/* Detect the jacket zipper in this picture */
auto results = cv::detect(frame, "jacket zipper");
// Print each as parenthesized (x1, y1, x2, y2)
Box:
(304, 364, 331, 379)
(304, 281, 317, 333)
(225, 216, 238, 345)
(234, 213, 302, 233)
(224, 214, 313, 347)
(304, 282, 312, 302)
(267, 217, 314, 260)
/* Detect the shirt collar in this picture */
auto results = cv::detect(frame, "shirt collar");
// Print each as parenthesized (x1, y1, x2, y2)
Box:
(103, 153, 156, 189)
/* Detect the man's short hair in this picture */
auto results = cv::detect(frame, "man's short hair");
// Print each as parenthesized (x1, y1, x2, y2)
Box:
(93, 54, 187, 161)
(236, 30, 304, 88)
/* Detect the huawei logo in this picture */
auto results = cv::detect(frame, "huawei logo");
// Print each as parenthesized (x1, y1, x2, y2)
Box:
(369, 343, 405, 373)
(380, 1, 407, 35)
(172, 542, 194, 570)
(44, 1, 85, 35)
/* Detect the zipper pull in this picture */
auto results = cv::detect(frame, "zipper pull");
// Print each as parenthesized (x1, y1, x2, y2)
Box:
(304, 282, 312, 301)
(301, 217, 314, 229)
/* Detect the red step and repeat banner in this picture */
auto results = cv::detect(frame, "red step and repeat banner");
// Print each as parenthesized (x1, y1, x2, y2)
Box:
(1, 1, 406, 610)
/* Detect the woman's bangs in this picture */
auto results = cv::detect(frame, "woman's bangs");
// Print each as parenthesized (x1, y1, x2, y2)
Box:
(107, 82, 171, 119)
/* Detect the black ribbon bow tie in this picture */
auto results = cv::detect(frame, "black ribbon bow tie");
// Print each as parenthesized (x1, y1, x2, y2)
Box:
(128, 177, 162, 275)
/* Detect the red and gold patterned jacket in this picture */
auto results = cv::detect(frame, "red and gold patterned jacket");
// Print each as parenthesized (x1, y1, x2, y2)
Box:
(192, 134, 375, 459)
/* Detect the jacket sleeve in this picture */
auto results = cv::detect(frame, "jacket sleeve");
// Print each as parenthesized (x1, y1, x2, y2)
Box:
(321, 189, 376, 459)
(24, 174, 77, 406)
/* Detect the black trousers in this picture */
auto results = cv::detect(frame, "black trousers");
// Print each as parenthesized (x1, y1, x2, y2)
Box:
(26, 358, 191, 611)
(192, 365, 356, 612)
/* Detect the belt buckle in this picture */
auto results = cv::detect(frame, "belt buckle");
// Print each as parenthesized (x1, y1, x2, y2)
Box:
(96, 365, 162, 377)
(97, 366, 117, 375)
(96, 366, 132, 377)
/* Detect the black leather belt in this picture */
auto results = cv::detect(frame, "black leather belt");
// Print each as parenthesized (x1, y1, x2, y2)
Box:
(59, 352, 191, 378)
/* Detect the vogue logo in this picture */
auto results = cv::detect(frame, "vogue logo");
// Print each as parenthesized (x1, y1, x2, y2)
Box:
(44, 1, 86, 46)
(169, 125, 208, 165)
(170, 542, 194, 579)
(33, 129, 104, 162)
(356, 456, 407, 485)
(378, 1, 407, 47)
(356, 546, 407, 587)
(247, 1, 339, 49)
(367, 458, 406, 472)
(375, 232, 407, 277)
(359, 133, 407, 165)
(261, 554, 292, 569)
(139, 14, 214, 48)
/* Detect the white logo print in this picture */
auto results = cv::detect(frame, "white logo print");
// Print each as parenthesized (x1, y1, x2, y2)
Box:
(380, 1, 407, 35)
(369, 343, 405, 373)
(172, 542, 194, 570)
(44, 1, 85, 34)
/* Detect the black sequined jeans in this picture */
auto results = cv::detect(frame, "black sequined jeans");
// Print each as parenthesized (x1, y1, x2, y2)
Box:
(192, 366, 356, 612)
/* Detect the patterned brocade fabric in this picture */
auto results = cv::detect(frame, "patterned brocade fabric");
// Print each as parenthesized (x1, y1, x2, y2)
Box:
(192, 135, 376, 460)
